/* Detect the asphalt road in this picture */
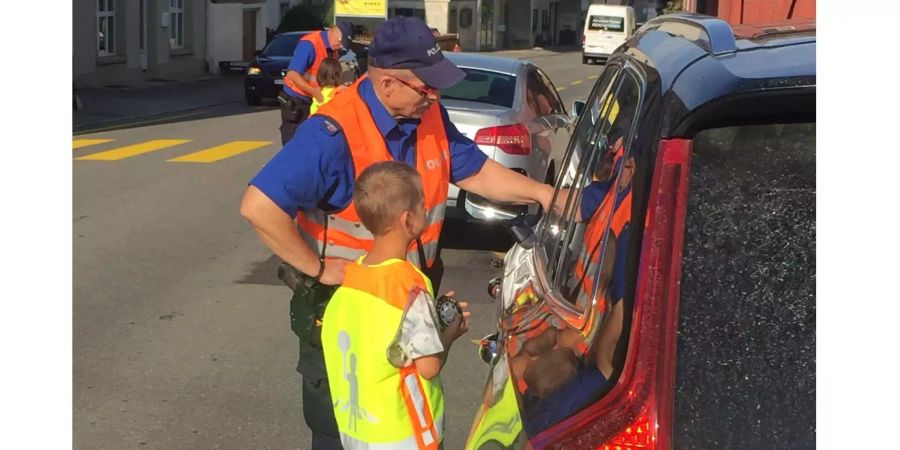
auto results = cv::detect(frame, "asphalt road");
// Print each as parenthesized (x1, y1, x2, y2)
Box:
(73, 50, 602, 450)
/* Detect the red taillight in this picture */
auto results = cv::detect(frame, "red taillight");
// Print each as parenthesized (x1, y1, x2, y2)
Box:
(530, 139, 693, 450)
(600, 411, 657, 449)
(582, 34, 586, 45)
(474, 124, 531, 155)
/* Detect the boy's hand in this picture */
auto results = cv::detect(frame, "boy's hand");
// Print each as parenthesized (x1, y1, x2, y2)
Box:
(439, 291, 470, 344)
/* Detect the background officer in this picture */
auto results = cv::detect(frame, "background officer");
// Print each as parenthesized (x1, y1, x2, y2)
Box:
(279, 21, 355, 145)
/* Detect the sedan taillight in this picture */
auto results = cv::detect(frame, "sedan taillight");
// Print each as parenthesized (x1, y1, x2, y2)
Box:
(474, 124, 531, 155)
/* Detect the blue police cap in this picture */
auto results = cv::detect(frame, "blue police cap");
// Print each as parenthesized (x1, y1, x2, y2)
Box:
(368, 17, 465, 90)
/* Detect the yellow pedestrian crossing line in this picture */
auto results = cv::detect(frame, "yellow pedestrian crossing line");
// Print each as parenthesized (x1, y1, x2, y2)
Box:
(73, 138, 115, 149)
(168, 140, 273, 163)
(571, 80, 583, 85)
(75, 139, 192, 161)
(588, 75, 599, 79)
(557, 86, 567, 91)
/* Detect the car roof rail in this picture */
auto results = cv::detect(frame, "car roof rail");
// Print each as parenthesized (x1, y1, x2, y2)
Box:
(640, 13, 737, 56)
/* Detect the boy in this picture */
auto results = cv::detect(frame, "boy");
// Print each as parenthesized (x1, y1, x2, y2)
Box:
(321, 161, 470, 450)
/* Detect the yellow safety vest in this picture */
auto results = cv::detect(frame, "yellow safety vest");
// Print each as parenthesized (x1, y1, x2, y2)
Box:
(322, 258, 445, 449)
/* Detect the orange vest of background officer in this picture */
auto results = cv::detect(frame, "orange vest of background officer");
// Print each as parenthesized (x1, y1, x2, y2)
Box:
(284, 32, 337, 99)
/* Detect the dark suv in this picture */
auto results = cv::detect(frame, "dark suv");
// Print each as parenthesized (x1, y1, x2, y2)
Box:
(466, 14, 815, 450)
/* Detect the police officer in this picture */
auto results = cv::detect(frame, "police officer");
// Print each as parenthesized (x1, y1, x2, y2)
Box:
(279, 21, 355, 145)
(240, 17, 554, 450)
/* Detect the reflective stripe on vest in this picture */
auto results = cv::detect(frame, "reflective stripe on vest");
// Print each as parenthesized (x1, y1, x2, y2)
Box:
(284, 32, 333, 98)
(296, 76, 451, 268)
(322, 260, 444, 449)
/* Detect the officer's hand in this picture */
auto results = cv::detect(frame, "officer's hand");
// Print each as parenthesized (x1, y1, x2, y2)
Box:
(317, 257, 351, 286)
(313, 87, 325, 103)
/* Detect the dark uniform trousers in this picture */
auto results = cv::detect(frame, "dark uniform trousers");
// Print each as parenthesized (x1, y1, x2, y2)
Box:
(279, 91, 313, 145)
(287, 250, 444, 450)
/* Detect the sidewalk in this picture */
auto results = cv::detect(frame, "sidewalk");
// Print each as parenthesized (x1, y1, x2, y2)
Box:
(485, 45, 580, 60)
(73, 75, 246, 134)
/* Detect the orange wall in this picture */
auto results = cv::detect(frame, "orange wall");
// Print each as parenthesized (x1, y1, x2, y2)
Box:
(710, 0, 815, 25)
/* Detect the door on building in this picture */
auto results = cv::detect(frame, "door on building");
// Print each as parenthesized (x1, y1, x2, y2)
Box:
(480, 0, 494, 50)
(502, 1, 510, 48)
(139, 0, 148, 69)
(243, 9, 258, 62)
(550, 3, 558, 45)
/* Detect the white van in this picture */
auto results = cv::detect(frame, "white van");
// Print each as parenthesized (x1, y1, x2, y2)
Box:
(582, 4, 636, 64)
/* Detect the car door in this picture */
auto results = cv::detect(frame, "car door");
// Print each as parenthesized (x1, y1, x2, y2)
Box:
(465, 61, 651, 449)
(522, 66, 557, 185)
(533, 66, 573, 180)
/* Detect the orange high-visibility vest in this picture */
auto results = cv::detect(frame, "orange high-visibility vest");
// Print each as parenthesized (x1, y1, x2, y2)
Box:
(573, 186, 633, 311)
(284, 31, 335, 98)
(296, 77, 451, 268)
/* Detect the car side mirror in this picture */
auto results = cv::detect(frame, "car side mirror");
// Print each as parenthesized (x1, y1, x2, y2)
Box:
(571, 100, 586, 118)
(478, 332, 500, 365)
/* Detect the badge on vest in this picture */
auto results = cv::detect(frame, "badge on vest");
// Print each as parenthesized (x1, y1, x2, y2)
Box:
(323, 118, 340, 136)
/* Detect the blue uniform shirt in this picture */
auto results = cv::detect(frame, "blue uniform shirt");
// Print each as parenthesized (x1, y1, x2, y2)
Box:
(283, 31, 332, 99)
(251, 78, 489, 216)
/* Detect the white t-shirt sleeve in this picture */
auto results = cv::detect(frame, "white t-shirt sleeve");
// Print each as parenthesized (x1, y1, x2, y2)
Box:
(388, 290, 444, 368)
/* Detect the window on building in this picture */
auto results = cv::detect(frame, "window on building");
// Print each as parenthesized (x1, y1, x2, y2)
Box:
(280, 1, 290, 20)
(532, 9, 538, 32)
(448, 8, 458, 33)
(169, 0, 185, 49)
(459, 7, 473, 29)
(97, 0, 116, 56)
(392, 8, 426, 20)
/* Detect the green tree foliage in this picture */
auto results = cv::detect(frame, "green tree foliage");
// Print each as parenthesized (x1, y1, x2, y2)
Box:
(663, 0, 684, 15)
(277, 3, 330, 33)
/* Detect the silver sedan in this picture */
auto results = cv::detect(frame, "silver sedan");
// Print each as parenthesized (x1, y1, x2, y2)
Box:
(442, 52, 574, 222)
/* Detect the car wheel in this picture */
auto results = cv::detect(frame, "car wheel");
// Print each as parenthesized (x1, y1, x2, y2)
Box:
(245, 92, 262, 106)
(583, 56, 589, 64)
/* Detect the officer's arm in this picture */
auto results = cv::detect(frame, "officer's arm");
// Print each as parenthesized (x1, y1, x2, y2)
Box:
(285, 41, 323, 102)
(441, 105, 554, 210)
(285, 71, 323, 103)
(240, 119, 352, 285)
(456, 159, 554, 211)
(240, 187, 323, 277)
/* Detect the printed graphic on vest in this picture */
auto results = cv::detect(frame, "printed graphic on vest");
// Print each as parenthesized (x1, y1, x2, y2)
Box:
(334, 331, 379, 430)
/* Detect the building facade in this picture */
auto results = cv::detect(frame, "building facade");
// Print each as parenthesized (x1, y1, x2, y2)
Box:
(74, 0, 208, 87)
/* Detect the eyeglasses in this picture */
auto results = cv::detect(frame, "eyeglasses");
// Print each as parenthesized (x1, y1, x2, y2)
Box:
(390, 75, 438, 98)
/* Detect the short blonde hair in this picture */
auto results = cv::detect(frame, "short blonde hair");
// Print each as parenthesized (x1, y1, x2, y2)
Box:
(353, 161, 424, 236)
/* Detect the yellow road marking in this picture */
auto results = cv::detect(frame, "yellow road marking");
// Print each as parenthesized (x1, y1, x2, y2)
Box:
(557, 86, 567, 91)
(73, 138, 115, 149)
(571, 80, 583, 85)
(168, 140, 274, 163)
(75, 139, 192, 161)
(588, 75, 599, 80)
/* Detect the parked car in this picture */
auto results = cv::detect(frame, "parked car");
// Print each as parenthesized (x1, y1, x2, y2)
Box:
(441, 52, 574, 223)
(466, 14, 815, 450)
(244, 31, 360, 106)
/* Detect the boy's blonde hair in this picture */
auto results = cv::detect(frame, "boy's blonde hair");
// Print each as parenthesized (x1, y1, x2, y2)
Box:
(353, 161, 424, 236)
